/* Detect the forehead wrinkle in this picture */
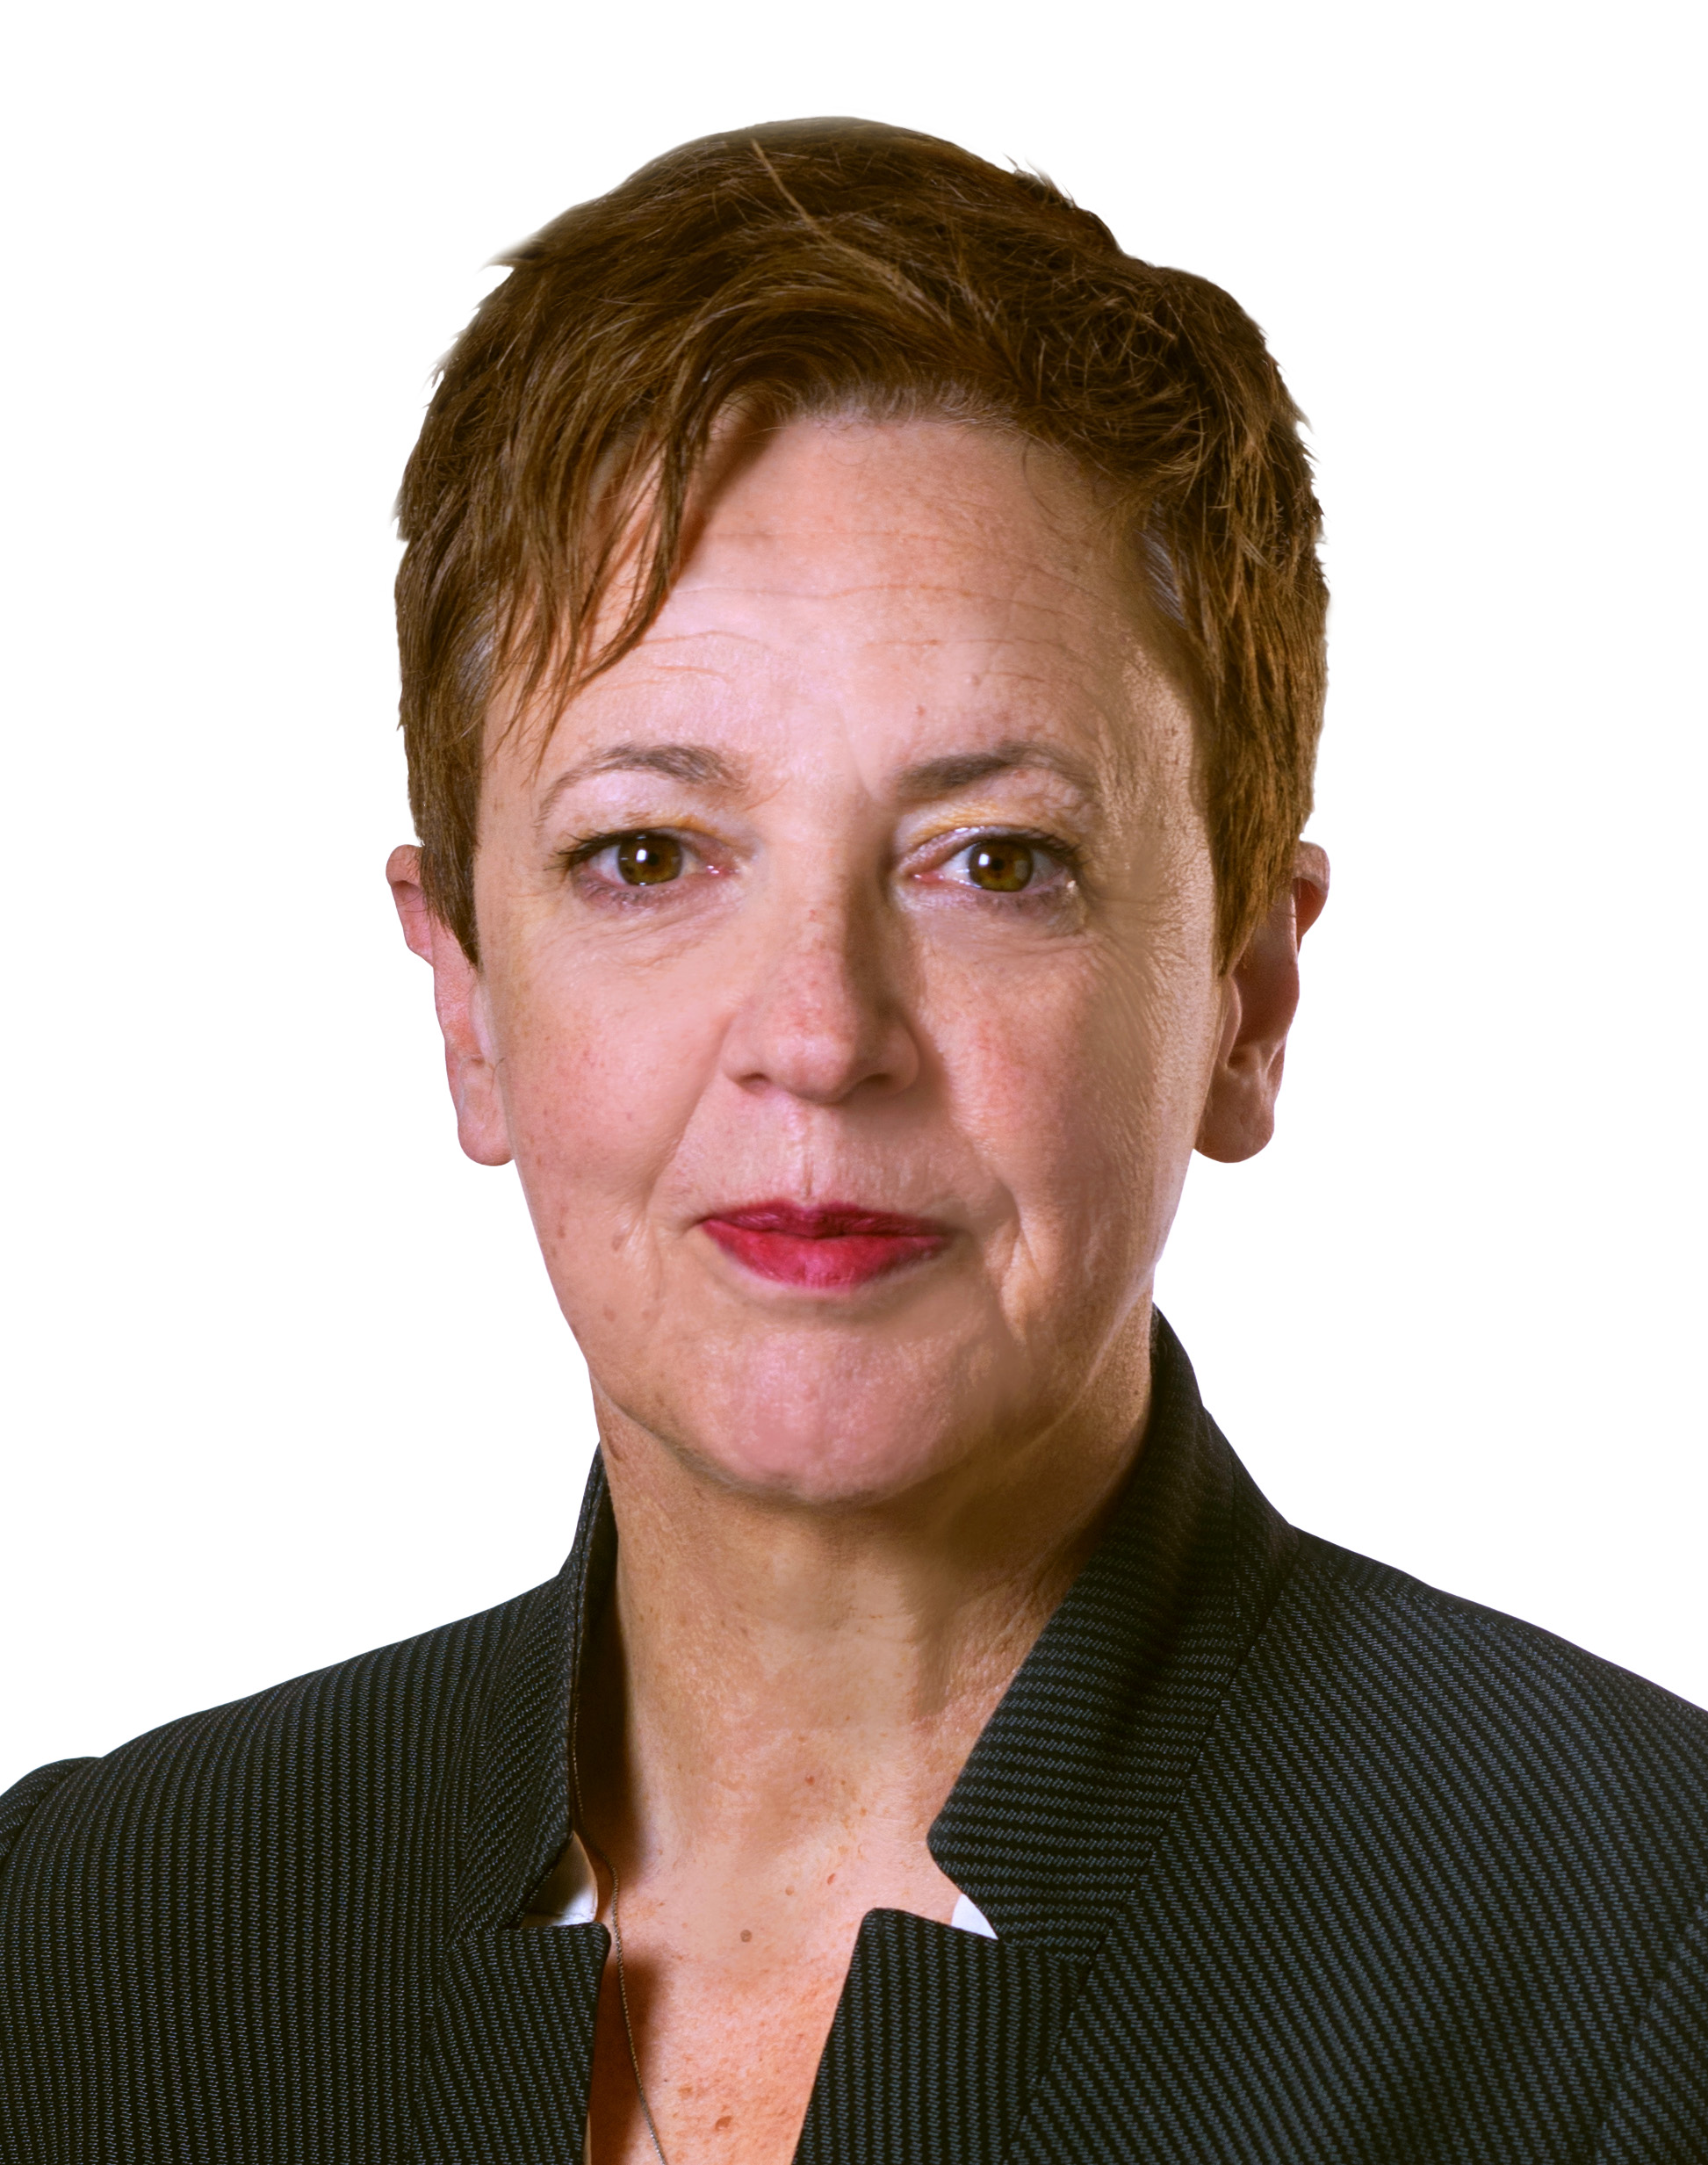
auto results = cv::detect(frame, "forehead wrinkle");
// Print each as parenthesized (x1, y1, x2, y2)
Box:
(669, 567, 1092, 610)
(859, 635, 1109, 675)
(629, 626, 776, 656)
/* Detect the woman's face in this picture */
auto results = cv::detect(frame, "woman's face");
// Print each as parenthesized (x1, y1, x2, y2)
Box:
(462, 418, 1230, 1507)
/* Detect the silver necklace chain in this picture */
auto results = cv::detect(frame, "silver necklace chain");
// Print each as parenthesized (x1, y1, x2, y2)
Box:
(572, 1725, 673, 2165)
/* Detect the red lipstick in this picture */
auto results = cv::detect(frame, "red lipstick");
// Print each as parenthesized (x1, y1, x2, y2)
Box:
(700, 1201, 950, 1291)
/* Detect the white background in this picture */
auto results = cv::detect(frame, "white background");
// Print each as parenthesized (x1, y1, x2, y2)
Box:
(3, 0, 1703, 1799)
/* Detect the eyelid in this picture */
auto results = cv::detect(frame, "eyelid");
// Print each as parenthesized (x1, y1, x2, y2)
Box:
(561, 823, 709, 866)
(910, 824, 1080, 872)
(556, 821, 1081, 893)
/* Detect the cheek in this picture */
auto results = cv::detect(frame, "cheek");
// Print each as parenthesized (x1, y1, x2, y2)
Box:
(487, 937, 718, 1245)
(943, 939, 1217, 1270)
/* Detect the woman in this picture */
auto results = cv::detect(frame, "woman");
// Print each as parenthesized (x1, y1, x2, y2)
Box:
(3, 120, 1704, 2165)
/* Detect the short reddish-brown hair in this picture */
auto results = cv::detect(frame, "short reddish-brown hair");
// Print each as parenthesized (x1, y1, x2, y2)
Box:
(396, 117, 1326, 966)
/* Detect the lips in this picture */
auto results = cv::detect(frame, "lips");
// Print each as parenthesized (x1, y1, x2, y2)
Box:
(699, 1201, 950, 1291)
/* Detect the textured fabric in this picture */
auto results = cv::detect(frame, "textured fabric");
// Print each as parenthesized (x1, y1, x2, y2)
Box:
(414, 1928, 607, 2165)
(795, 1911, 1084, 2165)
(1005, 1541, 1708, 2163)
(3, 1319, 1705, 2162)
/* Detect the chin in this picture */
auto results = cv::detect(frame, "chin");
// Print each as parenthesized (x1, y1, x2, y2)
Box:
(615, 1346, 1003, 1512)
(691, 1425, 961, 1512)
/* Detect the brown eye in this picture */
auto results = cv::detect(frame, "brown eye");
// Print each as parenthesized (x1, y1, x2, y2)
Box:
(615, 832, 684, 885)
(966, 838, 1034, 892)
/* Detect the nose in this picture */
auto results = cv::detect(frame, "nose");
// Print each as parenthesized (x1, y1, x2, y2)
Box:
(719, 880, 921, 1106)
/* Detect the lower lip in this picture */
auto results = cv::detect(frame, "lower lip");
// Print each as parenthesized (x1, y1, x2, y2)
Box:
(700, 1216, 949, 1291)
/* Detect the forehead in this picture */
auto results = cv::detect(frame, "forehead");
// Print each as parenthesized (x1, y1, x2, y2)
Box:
(496, 416, 1190, 799)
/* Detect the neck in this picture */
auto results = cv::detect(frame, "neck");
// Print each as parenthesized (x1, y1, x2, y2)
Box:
(573, 1327, 1152, 1885)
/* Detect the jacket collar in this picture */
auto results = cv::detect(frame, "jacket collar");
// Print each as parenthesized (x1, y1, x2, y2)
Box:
(447, 1460, 614, 1941)
(414, 1483, 616, 2165)
(929, 1314, 1298, 1961)
(453, 1312, 1297, 1959)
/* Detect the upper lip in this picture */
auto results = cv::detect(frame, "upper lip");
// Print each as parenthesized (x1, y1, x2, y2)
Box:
(699, 1200, 949, 1239)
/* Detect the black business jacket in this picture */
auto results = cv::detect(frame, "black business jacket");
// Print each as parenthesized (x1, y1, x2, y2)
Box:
(4, 1322, 1706, 2162)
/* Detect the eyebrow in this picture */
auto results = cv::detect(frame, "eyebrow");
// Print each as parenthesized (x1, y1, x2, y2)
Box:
(536, 741, 746, 826)
(892, 740, 1099, 803)
(535, 734, 1096, 828)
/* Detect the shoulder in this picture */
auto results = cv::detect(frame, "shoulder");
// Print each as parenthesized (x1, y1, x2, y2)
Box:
(1236, 1530, 1708, 1898)
(0, 1759, 94, 1875)
(1285, 1534, 1708, 1766)
(0, 1581, 566, 2160)
(0, 1577, 554, 1910)
(1070, 1532, 1708, 2154)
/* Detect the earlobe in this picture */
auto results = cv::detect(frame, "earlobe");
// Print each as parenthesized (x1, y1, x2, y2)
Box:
(1195, 844, 1329, 1165)
(385, 846, 514, 1168)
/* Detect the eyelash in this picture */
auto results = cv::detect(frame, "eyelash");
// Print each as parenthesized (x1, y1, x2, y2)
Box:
(557, 829, 710, 888)
(933, 827, 1082, 885)
(556, 826, 1084, 898)
(559, 831, 680, 872)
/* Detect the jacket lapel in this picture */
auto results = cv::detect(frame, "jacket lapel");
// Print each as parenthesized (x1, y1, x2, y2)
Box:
(794, 1910, 1084, 2165)
(410, 1317, 1296, 2165)
(789, 1318, 1299, 2163)
(929, 1316, 1298, 1963)
(413, 1925, 608, 2165)
(410, 1469, 617, 2165)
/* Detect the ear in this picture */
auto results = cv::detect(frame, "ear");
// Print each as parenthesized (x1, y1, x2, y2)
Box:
(386, 846, 513, 1167)
(1195, 842, 1330, 1164)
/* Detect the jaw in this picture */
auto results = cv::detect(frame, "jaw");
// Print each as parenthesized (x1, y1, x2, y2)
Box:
(583, 1260, 1158, 1523)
